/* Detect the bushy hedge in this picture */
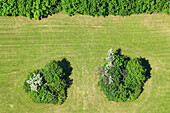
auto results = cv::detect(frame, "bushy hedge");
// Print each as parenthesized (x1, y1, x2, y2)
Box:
(0, 0, 62, 19)
(62, 0, 170, 16)
(0, 0, 169, 19)
(97, 48, 151, 102)
(23, 58, 73, 104)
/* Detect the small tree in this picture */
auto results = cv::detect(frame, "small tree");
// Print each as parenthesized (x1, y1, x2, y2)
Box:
(98, 48, 151, 102)
(23, 59, 73, 104)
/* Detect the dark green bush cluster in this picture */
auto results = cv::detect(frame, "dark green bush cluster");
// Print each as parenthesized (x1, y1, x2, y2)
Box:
(97, 48, 151, 102)
(0, 0, 62, 20)
(62, 0, 170, 16)
(0, 0, 169, 19)
(23, 58, 72, 104)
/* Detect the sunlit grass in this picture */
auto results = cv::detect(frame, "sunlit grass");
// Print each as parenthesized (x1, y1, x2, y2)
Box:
(0, 13, 170, 113)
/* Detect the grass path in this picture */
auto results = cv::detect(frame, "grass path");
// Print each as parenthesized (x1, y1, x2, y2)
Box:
(0, 13, 170, 113)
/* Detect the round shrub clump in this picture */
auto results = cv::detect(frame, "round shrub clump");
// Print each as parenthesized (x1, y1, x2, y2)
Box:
(23, 59, 72, 105)
(97, 48, 151, 102)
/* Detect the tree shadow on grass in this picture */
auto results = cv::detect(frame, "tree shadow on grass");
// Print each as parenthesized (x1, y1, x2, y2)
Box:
(139, 57, 152, 81)
(134, 57, 152, 100)
(58, 58, 73, 102)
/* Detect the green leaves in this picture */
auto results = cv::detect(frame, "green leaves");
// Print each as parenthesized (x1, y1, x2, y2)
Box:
(62, 0, 170, 17)
(125, 58, 146, 86)
(0, 0, 62, 19)
(98, 48, 151, 102)
(23, 59, 73, 105)
(0, 0, 169, 19)
(42, 60, 65, 83)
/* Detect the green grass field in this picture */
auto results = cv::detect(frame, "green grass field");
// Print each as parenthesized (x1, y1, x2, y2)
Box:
(0, 13, 170, 113)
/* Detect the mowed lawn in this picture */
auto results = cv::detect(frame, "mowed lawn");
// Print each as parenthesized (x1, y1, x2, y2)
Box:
(0, 13, 170, 113)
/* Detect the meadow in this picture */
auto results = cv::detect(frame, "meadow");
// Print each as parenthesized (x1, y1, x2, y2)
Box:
(0, 13, 170, 113)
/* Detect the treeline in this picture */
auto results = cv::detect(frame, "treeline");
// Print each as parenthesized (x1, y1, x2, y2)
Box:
(0, 0, 169, 19)
(0, 0, 62, 19)
(62, 0, 170, 16)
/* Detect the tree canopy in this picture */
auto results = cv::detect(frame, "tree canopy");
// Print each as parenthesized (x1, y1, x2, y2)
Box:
(0, 0, 169, 19)
(23, 58, 73, 104)
(97, 48, 151, 102)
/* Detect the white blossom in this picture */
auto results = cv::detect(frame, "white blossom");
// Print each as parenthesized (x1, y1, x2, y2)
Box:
(26, 73, 43, 92)
(100, 48, 116, 85)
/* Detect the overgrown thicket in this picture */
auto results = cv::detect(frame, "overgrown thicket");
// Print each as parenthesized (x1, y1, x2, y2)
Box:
(0, 0, 169, 19)
(23, 58, 73, 104)
(97, 48, 151, 102)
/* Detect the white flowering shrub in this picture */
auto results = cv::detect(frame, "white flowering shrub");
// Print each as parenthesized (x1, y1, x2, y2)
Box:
(23, 59, 73, 105)
(100, 48, 119, 85)
(26, 73, 43, 92)
(98, 48, 151, 102)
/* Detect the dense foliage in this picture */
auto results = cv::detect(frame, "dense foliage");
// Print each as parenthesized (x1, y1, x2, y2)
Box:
(97, 48, 151, 102)
(23, 59, 73, 104)
(0, 0, 169, 19)
(0, 0, 62, 19)
(62, 0, 170, 16)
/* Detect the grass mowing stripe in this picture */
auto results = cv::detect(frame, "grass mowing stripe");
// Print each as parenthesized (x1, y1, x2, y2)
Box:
(0, 14, 169, 113)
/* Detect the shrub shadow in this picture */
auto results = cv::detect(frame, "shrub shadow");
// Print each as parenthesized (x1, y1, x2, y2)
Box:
(115, 48, 122, 55)
(115, 48, 131, 61)
(58, 58, 73, 102)
(139, 57, 152, 81)
(135, 57, 152, 100)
